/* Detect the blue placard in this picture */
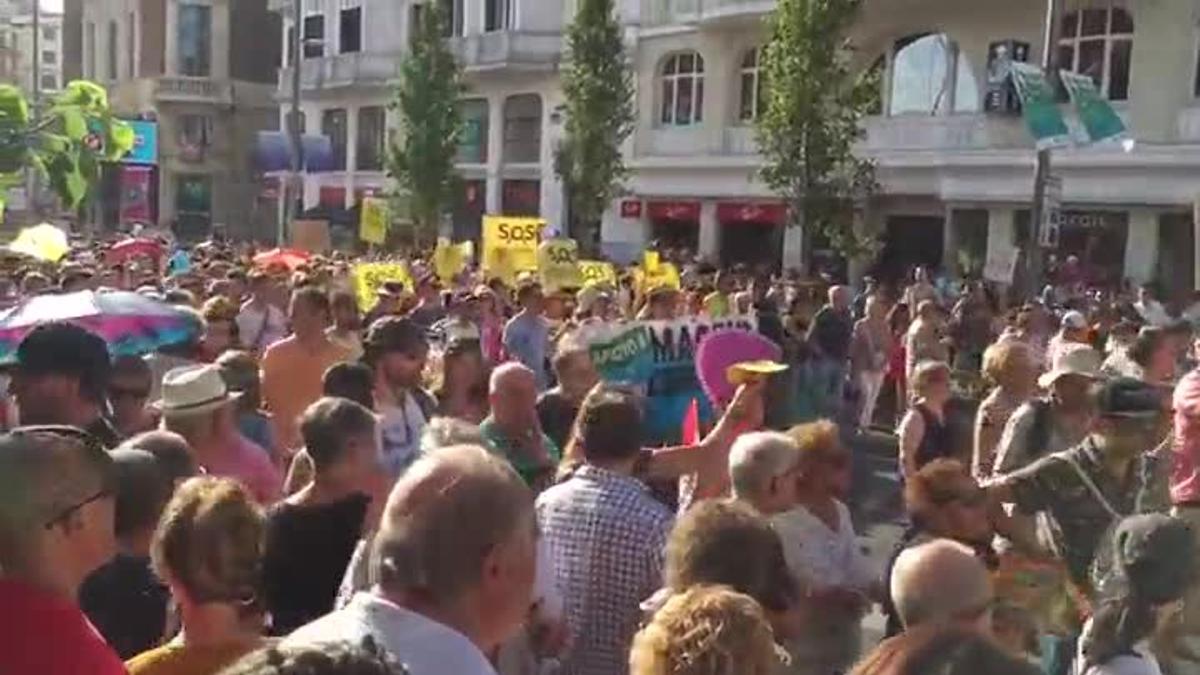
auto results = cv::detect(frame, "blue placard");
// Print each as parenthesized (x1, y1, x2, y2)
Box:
(122, 120, 159, 165)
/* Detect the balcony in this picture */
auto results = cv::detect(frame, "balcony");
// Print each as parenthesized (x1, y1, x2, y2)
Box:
(645, 0, 774, 27)
(860, 114, 1033, 153)
(155, 76, 233, 104)
(276, 52, 401, 98)
(448, 31, 562, 73)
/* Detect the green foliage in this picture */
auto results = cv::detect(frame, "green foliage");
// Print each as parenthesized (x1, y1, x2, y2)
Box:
(557, 0, 635, 247)
(387, 1, 464, 244)
(755, 0, 879, 259)
(0, 80, 133, 209)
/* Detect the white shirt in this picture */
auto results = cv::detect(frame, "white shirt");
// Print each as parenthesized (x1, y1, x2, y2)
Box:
(772, 500, 875, 591)
(237, 301, 288, 352)
(284, 591, 497, 675)
(377, 392, 428, 478)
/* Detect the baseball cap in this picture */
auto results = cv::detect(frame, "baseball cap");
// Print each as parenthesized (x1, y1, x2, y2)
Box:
(1095, 377, 1163, 418)
(364, 316, 428, 358)
(1113, 514, 1195, 604)
(15, 322, 111, 385)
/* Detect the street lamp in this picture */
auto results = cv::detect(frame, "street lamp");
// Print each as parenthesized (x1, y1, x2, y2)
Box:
(1025, 0, 1063, 293)
(279, 0, 322, 245)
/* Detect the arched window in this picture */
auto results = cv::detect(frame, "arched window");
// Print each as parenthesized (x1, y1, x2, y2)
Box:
(889, 33, 980, 115)
(1058, 6, 1133, 100)
(738, 48, 763, 122)
(660, 51, 705, 126)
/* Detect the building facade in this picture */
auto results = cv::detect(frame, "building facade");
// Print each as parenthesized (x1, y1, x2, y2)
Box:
(83, 0, 280, 240)
(606, 0, 1200, 297)
(271, 0, 566, 243)
(5, 8, 64, 97)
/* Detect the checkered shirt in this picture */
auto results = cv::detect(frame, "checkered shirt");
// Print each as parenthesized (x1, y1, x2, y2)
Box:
(536, 464, 673, 675)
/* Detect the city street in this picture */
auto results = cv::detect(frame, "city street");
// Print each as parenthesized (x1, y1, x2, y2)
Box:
(850, 429, 905, 647)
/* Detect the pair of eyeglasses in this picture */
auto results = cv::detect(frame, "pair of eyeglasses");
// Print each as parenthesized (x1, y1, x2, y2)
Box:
(7, 425, 113, 529)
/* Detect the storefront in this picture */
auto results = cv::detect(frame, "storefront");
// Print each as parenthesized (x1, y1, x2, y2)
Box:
(716, 201, 785, 268)
(647, 199, 701, 254)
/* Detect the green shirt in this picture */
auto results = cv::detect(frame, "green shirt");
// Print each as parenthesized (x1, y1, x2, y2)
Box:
(479, 417, 561, 487)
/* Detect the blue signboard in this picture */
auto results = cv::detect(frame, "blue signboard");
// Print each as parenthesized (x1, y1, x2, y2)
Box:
(122, 120, 159, 165)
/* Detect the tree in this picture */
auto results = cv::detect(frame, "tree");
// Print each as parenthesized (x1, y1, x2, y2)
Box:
(388, 1, 463, 246)
(556, 0, 634, 249)
(0, 80, 133, 210)
(755, 0, 878, 264)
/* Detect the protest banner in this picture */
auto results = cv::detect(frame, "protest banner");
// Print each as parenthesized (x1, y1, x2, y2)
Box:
(352, 261, 412, 312)
(579, 260, 617, 288)
(482, 215, 540, 284)
(984, 244, 1021, 284)
(432, 237, 470, 284)
(1011, 62, 1071, 150)
(1060, 70, 1127, 145)
(359, 198, 389, 245)
(633, 262, 682, 294)
(587, 315, 758, 444)
(538, 238, 583, 292)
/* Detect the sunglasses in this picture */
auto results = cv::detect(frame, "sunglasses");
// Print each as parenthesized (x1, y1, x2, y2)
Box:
(7, 426, 113, 530)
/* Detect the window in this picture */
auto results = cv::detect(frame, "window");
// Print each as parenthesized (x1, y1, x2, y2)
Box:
(178, 114, 213, 148)
(339, 6, 361, 54)
(175, 174, 213, 239)
(1058, 6, 1133, 100)
(485, 0, 513, 32)
(42, 50, 55, 65)
(441, 0, 464, 37)
(42, 26, 56, 41)
(458, 98, 489, 163)
(285, 23, 296, 67)
(356, 106, 385, 171)
(304, 13, 325, 59)
(889, 33, 979, 115)
(322, 108, 348, 171)
(503, 94, 541, 163)
(738, 48, 762, 122)
(177, 3, 212, 76)
(660, 51, 705, 126)
(107, 21, 118, 80)
(40, 74, 56, 91)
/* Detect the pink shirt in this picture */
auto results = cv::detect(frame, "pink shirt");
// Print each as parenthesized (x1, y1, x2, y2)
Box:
(203, 434, 283, 504)
(1172, 369, 1200, 505)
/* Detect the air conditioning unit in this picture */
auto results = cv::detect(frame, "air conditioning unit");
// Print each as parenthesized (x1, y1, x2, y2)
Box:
(984, 40, 1030, 114)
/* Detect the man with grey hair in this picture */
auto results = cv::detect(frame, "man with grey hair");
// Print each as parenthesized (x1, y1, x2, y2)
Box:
(481, 362, 559, 490)
(807, 285, 855, 421)
(0, 427, 127, 673)
(889, 539, 993, 634)
(728, 431, 801, 515)
(285, 444, 537, 675)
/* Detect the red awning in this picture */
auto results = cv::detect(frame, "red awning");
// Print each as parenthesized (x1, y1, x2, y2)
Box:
(647, 200, 701, 222)
(716, 201, 787, 226)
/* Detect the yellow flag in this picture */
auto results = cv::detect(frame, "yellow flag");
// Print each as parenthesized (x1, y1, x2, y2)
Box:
(359, 197, 389, 245)
(433, 237, 467, 284)
(352, 262, 412, 312)
(643, 250, 661, 274)
(579, 260, 617, 288)
(538, 238, 583, 292)
(482, 215, 541, 284)
(638, 261, 681, 293)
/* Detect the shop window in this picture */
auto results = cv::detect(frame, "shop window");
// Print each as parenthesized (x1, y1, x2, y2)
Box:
(738, 47, 762, 123)
(889, 33, 979, 115)
(660, 51, 705, 126)
(503, 94, 541, 164)
(321, 108, 348, 171)
(356, 106, 386, 171)
(339, 5, 362, 54)
(458, 98, 489, 164)
(177, 3, 211, 76)
(1058, 6, 1133, 101)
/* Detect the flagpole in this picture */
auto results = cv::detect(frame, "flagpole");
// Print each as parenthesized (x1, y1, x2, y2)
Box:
(1026, 0, 1062, 294)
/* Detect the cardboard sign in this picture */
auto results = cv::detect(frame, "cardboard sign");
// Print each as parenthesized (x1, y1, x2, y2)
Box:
(482, 215, 541, 284)
(433, 238, 470, 284)
(352, 262, 412, 312)
(538, 238, 583, 292)
(360, 197, 389, 245)
(984, 244, 1021, 284)
(633, 262, 682, 294)
(579, 260, 617, 288)
(291, 219, 331, 253)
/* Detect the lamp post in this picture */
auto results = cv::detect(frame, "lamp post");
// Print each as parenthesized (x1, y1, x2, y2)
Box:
(1025, 0, 1063, 294)
(279, 0, 306, 245)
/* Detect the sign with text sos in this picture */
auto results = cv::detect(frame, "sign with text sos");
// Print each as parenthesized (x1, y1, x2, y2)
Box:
(538, 238, 582, 291)
(482, 215, 541, 284)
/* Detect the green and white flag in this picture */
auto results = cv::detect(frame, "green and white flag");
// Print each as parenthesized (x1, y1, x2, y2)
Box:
(1011, 62, 1071, 150)
(1059, 70, 1127, 145)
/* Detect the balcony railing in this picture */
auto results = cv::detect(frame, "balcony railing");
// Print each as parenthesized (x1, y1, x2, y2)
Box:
(276, 52, 401, 97)
(645, 0, 774, 27)
(155, 76, 233, 103)
(448, 31, 562, 72)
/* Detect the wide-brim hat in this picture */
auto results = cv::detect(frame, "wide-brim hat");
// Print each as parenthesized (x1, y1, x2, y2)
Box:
(154, 363, 241, 416)
(1038, 344, 1103, 389)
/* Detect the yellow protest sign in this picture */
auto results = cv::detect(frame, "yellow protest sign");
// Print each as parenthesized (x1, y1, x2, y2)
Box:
(579, 260, 617, 288)
(538, 238, 583, 292)
(352, 262, 412, 312)
(482, 215, 541, 284)
(634, 261, 681, 293)
(643, 250, 661, 273)
(359, 197, 389, 245)
(433, 237, 469, 284)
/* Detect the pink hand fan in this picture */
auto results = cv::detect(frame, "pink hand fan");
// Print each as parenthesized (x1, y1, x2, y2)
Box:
(695, 329, 783, 408)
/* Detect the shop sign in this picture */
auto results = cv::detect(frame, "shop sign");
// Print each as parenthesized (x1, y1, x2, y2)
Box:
(620, 200, 643, 219)
(647, 200, 701, 222)
(716, 202, 787, 226)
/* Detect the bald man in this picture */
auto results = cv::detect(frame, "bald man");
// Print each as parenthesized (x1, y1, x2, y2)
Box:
(481, 362, 560, 489)
(807, 284, 855, 421)
(0, 428, 126, 674)
(285, 444, 537, 675)
(889, 539, 993, 634)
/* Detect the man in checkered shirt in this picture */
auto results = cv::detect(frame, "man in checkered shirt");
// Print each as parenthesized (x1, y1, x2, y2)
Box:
(536, 385, 673, 675)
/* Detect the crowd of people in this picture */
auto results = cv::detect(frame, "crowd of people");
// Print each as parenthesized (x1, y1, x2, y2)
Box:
(3, 237, 1200, 675)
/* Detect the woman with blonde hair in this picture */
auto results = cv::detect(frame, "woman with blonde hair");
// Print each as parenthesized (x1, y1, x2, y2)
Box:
(972, 340, 1037, 479)
(897, 361, 955, 478)
(127, 477, 268, 675)
(631, 585, 782, 675)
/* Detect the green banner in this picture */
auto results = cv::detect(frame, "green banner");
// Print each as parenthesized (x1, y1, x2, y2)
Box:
(1011, 62, 1071, 150)
(1059, 70, 1127, 145)
(589, 325, 654, 384)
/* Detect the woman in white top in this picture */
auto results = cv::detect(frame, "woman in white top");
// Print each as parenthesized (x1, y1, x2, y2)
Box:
(1075, 514, 1195, 675)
